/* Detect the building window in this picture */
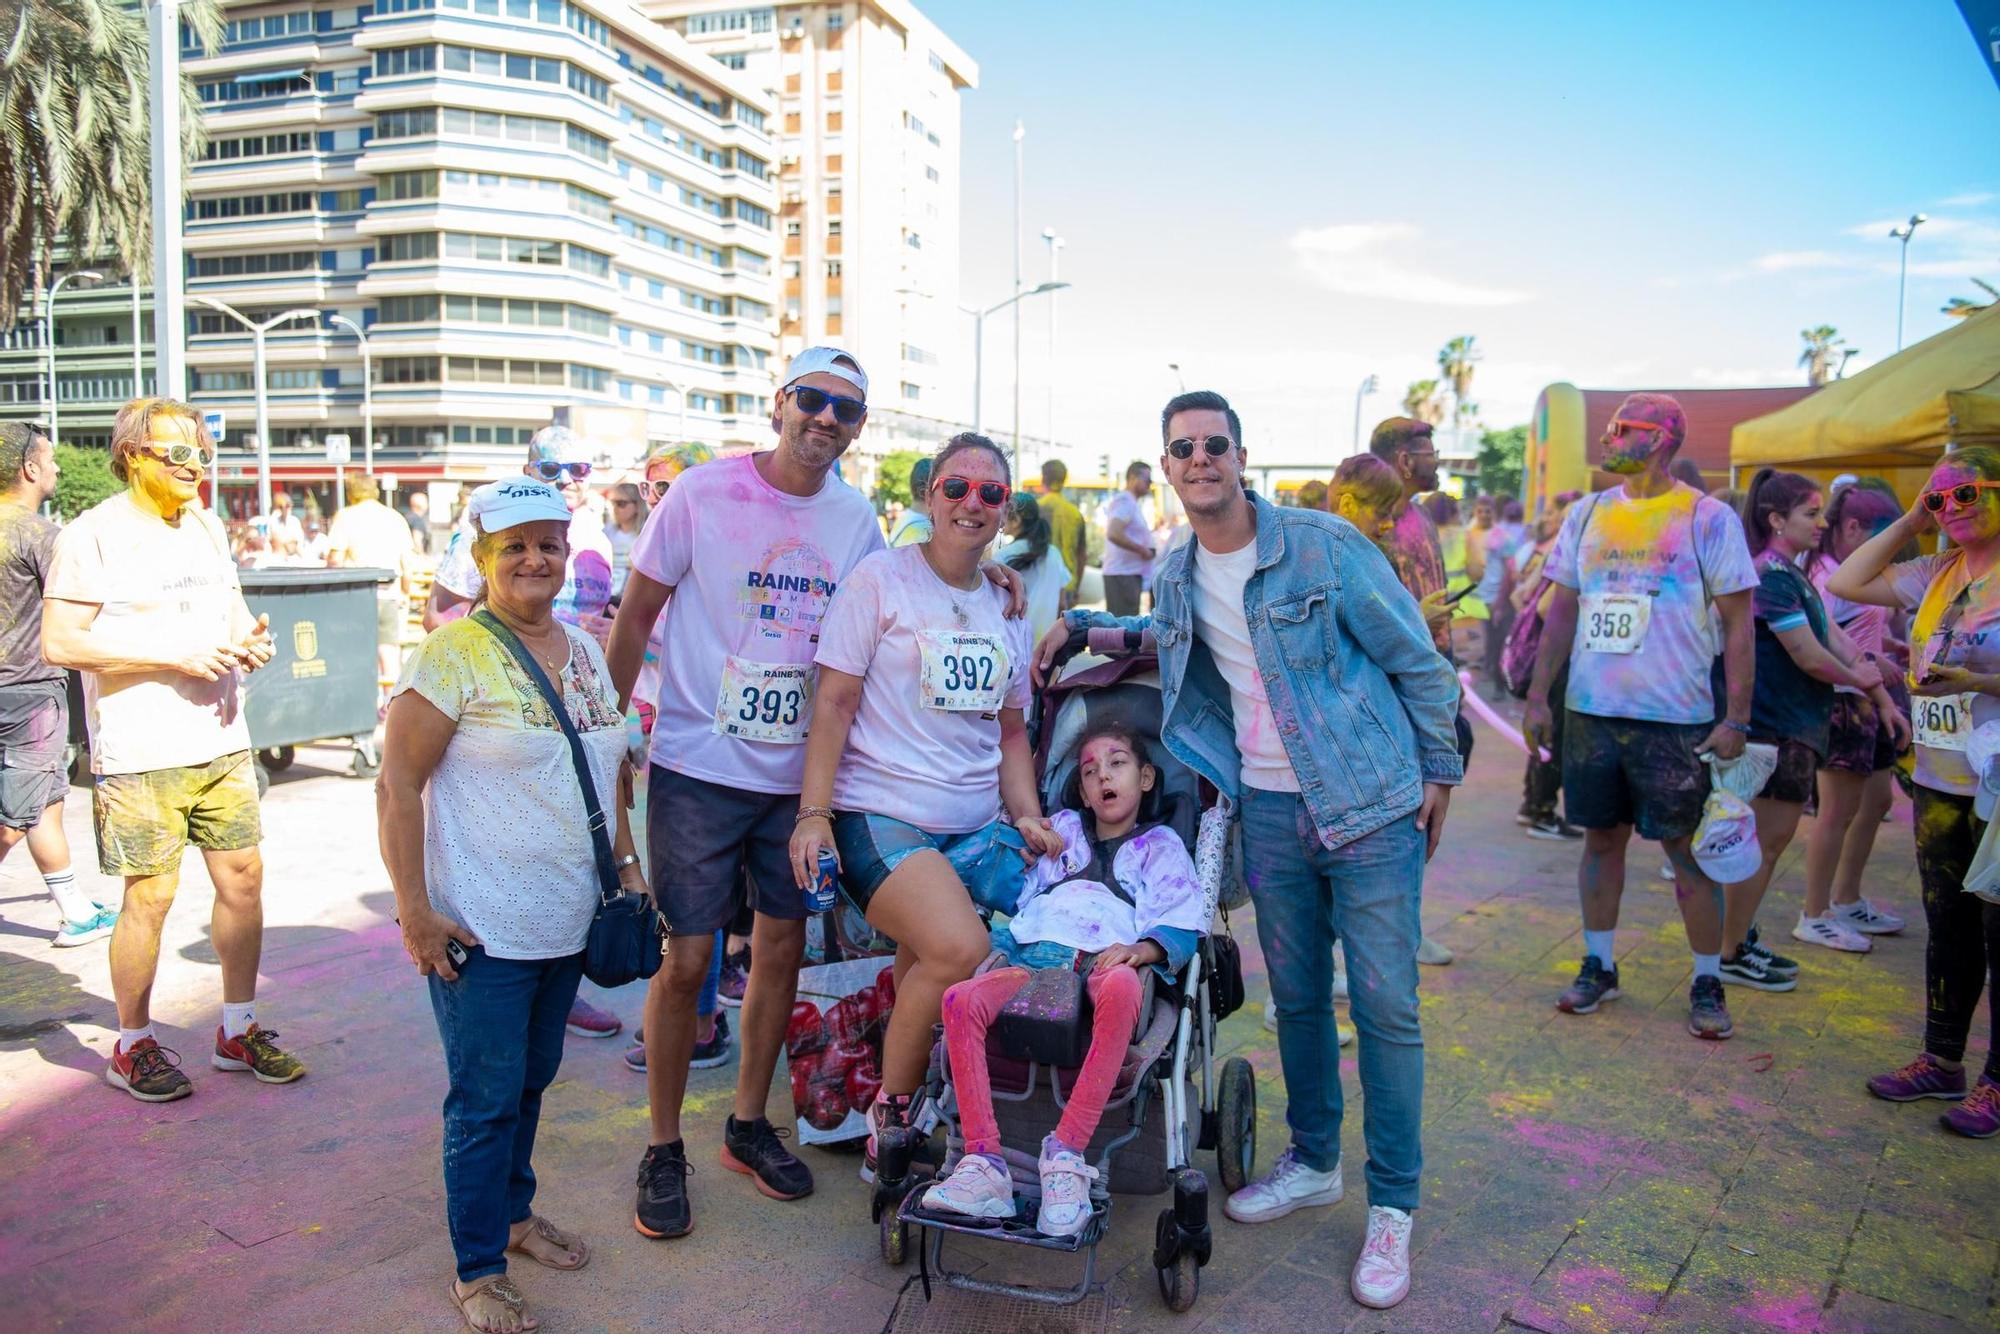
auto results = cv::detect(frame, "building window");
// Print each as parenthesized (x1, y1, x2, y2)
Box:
(375, 356, 442, 384)
(825, 260, 842, 278)
(378, 295, 442, 323)
(827, 221, 842, 237)
(378, 233, 439, 262)
(379, 170, 438, 201)
(925, 165, 940, 183)
(374, 46, 436, 78)
(190, 191, 317, 220)
(825, 110, 842, 132)
(901, 382, 920, 401)
(189, 251, 320, 278)
(202, 131, 314, 161)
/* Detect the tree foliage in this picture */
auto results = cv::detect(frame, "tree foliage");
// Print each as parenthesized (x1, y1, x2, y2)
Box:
(1402, 379, 1446, 425)
(0, 0, 220, 320)
(1476, 425, 1527, 501)
(876, 450, 926, 506)
(1798, 325, 1847, 387)
(52, 440, 118, 519)
(1438, 335, 1482, 425)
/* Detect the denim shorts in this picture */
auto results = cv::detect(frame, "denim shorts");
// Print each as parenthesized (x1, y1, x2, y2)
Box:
(831, 811, 1028, 916)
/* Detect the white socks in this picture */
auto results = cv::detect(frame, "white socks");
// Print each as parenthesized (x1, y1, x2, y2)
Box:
(1584, 930, 1615, 969)
(1692, 952, 1721, 979)
(222, 1002, 256, 1039)
(119, 1025, 156, 1052)
(44, 867, 94, 926)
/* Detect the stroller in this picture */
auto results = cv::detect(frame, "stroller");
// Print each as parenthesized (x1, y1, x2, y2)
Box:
(870, 648, 1256, 1313)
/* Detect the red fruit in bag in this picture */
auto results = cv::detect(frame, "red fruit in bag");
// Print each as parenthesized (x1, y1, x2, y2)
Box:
(802, 1081, 849, 1131)
(844, 1056, 883, 1111)
(786, 1000, 827, 1055)
(875, 965, 897, 1007)
(825, 995, 870, 1046)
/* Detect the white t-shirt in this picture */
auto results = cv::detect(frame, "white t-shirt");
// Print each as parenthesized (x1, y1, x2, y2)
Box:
(633, 451, 884, 794)
(394, 617, 626, 959)
(1546, 483, 1758, 726)
(815, 544, 1034, 832)
(325, 499, 415, 592)
(434, 508, 612, 627)
(45, 492, 252, 775)
(1102, 491, 1153, 578)
(1191, 538, 1301, 793)
(995, 538, 1070, 645)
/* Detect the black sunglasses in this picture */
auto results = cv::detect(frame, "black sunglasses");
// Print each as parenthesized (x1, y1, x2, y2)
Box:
(1167, 435, 1234, 460)
(529, 460, 592, 482)
(787, 385, 867, 426)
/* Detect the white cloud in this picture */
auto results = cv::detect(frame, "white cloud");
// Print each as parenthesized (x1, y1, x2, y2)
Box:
(1289, 223, 1531, 307)
(1940, 192, 1997, 208)
(1753, 250, 1862, 273)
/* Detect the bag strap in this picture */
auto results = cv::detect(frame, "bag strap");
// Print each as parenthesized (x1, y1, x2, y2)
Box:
(472, 609, 623, 905)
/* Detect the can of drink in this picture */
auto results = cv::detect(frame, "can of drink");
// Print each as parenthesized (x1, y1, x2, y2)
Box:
(806, 849, 839, 914)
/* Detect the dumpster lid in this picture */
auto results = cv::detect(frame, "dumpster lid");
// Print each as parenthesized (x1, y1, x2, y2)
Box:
(241, 566, 395, 591)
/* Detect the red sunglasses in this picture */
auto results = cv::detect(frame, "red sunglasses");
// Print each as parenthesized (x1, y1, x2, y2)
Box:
(934, 475, 1011, 508)
(1605, 417, 1670, 440)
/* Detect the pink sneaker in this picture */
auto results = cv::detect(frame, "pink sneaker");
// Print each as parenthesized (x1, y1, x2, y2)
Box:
(565, 996, 622, 1039)
(1867, 1052, 1967, 1103)
(1351, 1205, 1413, 1309)
(1941, 1076, 2000, 1139)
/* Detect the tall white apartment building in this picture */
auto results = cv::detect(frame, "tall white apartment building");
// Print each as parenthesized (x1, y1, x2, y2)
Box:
(645, 2, 976, 486)
(155, 0, 780, 516)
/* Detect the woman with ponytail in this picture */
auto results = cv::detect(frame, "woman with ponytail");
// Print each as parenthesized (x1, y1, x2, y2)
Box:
(1717, 469, 1894, 994)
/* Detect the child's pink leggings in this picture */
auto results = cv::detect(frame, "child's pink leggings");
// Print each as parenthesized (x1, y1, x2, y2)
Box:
(939, 964, 1144, 1157)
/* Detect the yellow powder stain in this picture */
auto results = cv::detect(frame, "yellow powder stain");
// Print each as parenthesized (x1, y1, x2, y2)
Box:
(1488, 1089, 1555, 1116)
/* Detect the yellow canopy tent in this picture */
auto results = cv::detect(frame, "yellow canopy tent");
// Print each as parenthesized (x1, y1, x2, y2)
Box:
(1732, 305, 2000, 489)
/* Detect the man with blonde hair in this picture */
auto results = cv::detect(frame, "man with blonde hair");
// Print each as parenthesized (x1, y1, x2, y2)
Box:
(42, 398, 302, 1101)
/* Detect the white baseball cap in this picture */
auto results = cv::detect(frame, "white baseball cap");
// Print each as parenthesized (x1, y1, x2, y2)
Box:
(782, 345, 867, 396)
(1693, 790, 1762, 885)
(467, 478, 571, 533)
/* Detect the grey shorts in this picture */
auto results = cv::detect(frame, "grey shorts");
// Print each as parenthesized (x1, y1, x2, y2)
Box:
(645, 764, 806, 934)
(0, 680, 69, 830)
(1103, 574, 1145, 617)
(376, 592, 409, 650)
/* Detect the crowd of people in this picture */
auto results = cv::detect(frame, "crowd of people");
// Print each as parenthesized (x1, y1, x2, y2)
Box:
(2, 354, 1997, 1331)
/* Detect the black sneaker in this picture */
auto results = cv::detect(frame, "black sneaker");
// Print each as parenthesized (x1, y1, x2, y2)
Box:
(717, 946, 750, 1008)
(1743, 926, 1799, 979)
(690, 1012, 732, 1070)
(1719, 946, 1797, 992)
(1688, 976, 1734, 1040)
(634, 1141, 694, 1239)
(1556, 956, 1621, 1014)
(721, 1115, 814, 1201)
(1525, 816, 1583, 841)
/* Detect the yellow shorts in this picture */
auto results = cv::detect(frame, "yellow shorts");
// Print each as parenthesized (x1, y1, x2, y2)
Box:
(93, 750, 262, 877)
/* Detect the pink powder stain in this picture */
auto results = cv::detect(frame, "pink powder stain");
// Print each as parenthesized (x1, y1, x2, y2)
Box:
(1732, 1287, 1821, 1331)
(1511, 1116, 1665, 1176)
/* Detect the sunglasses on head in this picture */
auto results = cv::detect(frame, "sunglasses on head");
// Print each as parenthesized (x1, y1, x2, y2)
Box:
(1167, 435, 1233, 460)
(787, 385, 867, 426)
(1922, 480, 2000, 512)
(529, 460, 592, 483)
(143, 441, 216, 469)
(936, 475, 1011, 507)
(1606, 417, 1667, 440)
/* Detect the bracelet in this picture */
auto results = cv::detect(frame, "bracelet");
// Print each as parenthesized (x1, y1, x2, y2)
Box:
(795, 805, 834, 823)
(614, 853, 640, 871)
(1720, 718, 1750, 735)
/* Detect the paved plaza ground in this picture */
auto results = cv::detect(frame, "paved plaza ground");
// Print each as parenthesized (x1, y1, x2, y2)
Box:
(3, 724, 1997, 1332)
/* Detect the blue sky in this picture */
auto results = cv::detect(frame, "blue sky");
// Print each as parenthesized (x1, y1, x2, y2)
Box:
(924, 0, 2000, 468)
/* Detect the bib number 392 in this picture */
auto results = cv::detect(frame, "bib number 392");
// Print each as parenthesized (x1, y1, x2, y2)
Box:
(714, 657, 813, 743)
(1913, 691, 1977, 753)
(1579, 592, 1650, 655)
(919, 631, 1007, 712)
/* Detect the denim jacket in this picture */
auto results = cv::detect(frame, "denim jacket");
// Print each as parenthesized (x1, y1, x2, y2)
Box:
(1065, 492, 1463, 851)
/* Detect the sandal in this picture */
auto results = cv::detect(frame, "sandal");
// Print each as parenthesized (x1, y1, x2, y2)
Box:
(450, 1275, 540, 1334)
(506, 1214, 591, 1271)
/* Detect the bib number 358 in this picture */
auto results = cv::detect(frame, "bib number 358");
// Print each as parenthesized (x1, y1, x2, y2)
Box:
(714, 657, 813, 743)
(1579, 593, 1650, 655)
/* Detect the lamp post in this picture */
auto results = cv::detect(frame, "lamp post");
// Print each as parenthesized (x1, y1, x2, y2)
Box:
(130, 272, 144, 395)
(1041, 228, 1063, 452)
(147, 0, 187, 399)
(192, 297, 321, 517)
(960, 280, 1070, 474)
(1889, 212, 1928, 352)
(1168, 362, 1186, 392)
(326, 314, 373, 476)
(1011, 120, 1025, 464)
(1352, 372, 1380, 452)
(44, 269, 104, 447)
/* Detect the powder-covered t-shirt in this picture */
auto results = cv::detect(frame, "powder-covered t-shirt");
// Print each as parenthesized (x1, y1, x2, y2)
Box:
(394, 617, 625, 959)
(45, 492, 252, 775)
(1384, 501, 1449, 654)
(1809, 553, 1889, 696)
(633, 452, 884, 794)
(1749, 552, 1834, 756)
(814, 544, 1033, 832)
(1546, 483, 1758, 726)
(0, 501, 61, 688)
(1191, 537, 1299, 793)
(1885, 550, 2000, 795)
(434, 508, 612, 627)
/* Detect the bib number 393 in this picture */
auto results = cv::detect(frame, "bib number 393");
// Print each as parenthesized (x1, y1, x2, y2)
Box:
(714, 657, 813, 743)
(1579, 592, 1650, 655)
(919, 631, 1007, 713)
(1913, 691, 1977, 753)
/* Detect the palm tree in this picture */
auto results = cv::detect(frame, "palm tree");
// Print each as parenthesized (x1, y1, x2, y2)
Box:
(1402, 379, 1446, 426)
(1944, 278, 1998, 320)
(1437, 336, 1481, 425)
(0, 0, 218, 321)
(1798, 325, 1846, 386)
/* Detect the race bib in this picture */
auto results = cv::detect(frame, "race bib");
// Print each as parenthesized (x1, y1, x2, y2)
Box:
(1913, 692, 1977, 753)
(714, 657, 813, 743)
(1579, 592, 1650, 655)
(918, 631, 1008, 713)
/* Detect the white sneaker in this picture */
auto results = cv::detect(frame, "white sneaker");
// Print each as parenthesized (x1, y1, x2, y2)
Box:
(1833, 898, 1906, 935)
(1333, 954, 1350, 1001)
(1659, 862, 1677, 882)
(1223, 1148, 1342, 1223)
(1262, 997, 1353, 1046)
(1350, 1205, 1414, 1308)
(1415, 936, 1453, 966)
(1791, 911, 1872, 953)
(1034, 1135, 1097, 1238)
(921, 1152, 1015, 1220)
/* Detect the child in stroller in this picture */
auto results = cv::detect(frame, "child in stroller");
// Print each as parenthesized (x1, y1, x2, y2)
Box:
(919, 717, 1206, 1237)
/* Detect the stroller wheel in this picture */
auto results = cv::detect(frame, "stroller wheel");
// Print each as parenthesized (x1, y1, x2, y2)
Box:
(880, 1210, 910, 1266)
(1157, 1247, 1200, 1313)
(1216, 1056, 1256, 1196)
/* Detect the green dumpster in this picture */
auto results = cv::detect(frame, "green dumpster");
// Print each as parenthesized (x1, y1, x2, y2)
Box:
(241, 567, 393, 783)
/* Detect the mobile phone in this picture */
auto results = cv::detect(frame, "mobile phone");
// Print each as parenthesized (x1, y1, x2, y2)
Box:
(1442, 586, 1473, 606)
(445, 938, 469, 968)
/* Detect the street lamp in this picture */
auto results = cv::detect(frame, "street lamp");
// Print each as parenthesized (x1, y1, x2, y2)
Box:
(1352, 373, 1380, 452)
(45, 269, 103, 447)
(1011, 120, 1026, 465)
(147, 0, 187, 398)
(1041, 228, 1063, 450)
(1168, 362, 1186, 392)
(960, 280, 1070, 473)
(1889, 212, 1928, 352)
(326, 314, 373, 476)
(192, 297, 321, 517)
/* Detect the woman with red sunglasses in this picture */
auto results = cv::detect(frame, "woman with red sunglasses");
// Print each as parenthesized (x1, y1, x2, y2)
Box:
(1828, 446, 2000, 1138)
(790, 432, 1063, 1179)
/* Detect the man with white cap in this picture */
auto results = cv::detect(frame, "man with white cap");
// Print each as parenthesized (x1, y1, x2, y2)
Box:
(608, 347, 1020, 1239)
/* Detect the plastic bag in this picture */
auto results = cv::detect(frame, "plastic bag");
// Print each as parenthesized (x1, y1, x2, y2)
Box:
(1692, 788, 1761, 885)
(1704, 743, 1779, 802)
(1962, 815, 2000, 905)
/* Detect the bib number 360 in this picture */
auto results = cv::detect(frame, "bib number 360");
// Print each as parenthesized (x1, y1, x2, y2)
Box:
(919, 631, 1007, 712)
(714, 657, 813, 743)
(1579, 592, 1650, 655)
(1913, 691, 1977, 753)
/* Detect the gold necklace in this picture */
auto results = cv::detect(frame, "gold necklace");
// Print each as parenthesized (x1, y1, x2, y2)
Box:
(495, 611, 567, 675)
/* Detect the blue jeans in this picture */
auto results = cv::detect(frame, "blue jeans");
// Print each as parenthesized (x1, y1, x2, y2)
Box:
(427, 947, 585, 1282)
(1241, 787, 1426, 1211)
